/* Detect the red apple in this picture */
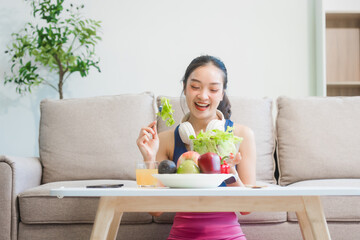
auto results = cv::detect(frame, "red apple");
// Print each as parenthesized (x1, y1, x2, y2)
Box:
(198, 152, 221, 174)
(177, 151, 200, 168)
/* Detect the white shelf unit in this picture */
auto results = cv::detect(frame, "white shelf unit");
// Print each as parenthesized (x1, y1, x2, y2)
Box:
(318, 0, 360, 96)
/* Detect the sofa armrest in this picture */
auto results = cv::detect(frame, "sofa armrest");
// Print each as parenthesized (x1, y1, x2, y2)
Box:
(0, 155, 42, 240)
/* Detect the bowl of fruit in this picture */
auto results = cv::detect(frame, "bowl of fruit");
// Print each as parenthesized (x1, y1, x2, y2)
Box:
(153, 151, 234, 188)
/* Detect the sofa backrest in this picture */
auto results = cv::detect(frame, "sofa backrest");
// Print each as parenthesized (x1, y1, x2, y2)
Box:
(276, 96, 360, 186)
(157, 96, 276, 183)
(39, 92, 156, 184)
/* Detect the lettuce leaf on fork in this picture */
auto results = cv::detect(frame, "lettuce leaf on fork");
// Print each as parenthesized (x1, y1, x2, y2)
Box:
(157, 97, 175, 127)
(189, 126, 243, 158)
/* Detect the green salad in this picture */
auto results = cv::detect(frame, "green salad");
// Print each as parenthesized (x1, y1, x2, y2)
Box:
(157, 97, 175, 127)
(189, 126, 242, 158)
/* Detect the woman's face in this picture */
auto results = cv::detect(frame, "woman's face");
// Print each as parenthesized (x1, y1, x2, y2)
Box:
(184, 64, 224, 121)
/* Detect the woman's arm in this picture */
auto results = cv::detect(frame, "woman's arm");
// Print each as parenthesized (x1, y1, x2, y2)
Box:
(225, 124, 256, 186)
(235, 124, 256, 186)
(226, 124, 256, 215)
(148, 130, 174, 217)
(156, 130, 174, 163)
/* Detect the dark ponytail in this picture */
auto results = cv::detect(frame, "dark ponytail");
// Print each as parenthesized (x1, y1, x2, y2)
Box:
(181, 55, 232, 119)
(218, 92, 231, 119)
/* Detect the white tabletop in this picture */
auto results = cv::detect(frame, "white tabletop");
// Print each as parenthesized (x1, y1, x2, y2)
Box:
(50, 186, 360, 198)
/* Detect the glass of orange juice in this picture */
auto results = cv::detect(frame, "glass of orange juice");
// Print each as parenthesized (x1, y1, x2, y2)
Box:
(136, 162, 158, 187)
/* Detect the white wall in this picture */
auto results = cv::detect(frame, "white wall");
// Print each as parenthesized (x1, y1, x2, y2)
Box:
(324, 0, 360, 12)
(0, 0, 317, 157)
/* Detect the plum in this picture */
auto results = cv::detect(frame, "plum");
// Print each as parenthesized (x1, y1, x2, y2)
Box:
(158, 160, 177, 174)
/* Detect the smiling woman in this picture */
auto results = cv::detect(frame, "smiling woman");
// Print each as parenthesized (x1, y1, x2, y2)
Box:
(181, 55, 231, 120)
(136, 55, 256, 240)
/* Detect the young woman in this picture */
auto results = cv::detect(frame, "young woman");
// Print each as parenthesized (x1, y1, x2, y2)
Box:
(137, 55, 256, 240)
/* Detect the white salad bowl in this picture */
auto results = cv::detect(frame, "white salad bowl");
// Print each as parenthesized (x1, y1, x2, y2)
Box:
(152, 173, 234, 188)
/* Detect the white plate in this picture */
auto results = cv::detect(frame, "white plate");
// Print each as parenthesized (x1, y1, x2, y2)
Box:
(152, 174, 234, 188)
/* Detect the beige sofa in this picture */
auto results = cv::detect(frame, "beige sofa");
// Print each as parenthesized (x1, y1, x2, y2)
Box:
(1, 92, 359, 240)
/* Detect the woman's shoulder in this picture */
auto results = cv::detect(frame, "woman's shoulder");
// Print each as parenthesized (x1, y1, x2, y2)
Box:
(232, 122, 255, 138)
(158, 129, 175, 148)
(158, 129, 175, 139)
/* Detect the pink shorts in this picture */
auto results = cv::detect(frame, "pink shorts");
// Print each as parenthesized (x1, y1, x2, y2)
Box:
(167, 212, 246, 240)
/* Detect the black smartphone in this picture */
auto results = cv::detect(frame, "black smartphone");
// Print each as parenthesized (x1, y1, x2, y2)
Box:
(86, 184, 124, 188)
(224, 176, 236, 185)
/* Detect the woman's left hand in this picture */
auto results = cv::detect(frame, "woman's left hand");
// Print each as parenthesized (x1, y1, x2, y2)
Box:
(227, 152, 242, 167)
(225, 153, 244, 187)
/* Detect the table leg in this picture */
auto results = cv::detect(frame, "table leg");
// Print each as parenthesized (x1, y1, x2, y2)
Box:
(90, 197, 122, 240)
(296, 196, 331, 240)
(296, 209, 315, 240)
(107, 210, 123, 240)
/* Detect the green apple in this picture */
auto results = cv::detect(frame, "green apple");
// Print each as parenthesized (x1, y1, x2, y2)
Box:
(177, 160, 200, 174)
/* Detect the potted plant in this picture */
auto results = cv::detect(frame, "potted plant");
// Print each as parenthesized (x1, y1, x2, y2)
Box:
(4, 0, 102, 99)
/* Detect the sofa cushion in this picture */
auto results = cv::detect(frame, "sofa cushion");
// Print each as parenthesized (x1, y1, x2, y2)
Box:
(18, 180, 153, 224)
(276, 96, 360, 185)
(286, 179, 360, 222)
(39, 92, 156, 183)
(157, 96, 275, 183)
(19, 222, 173, 240)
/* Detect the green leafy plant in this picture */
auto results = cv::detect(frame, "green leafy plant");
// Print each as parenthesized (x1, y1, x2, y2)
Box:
(4, 0, 102, 99)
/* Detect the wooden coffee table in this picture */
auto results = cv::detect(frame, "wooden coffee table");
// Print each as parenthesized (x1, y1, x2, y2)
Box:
(50, 186, 360, 240)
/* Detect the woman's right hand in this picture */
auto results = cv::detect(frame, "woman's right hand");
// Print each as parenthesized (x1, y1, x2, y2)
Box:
(136, 120, 159, 162)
